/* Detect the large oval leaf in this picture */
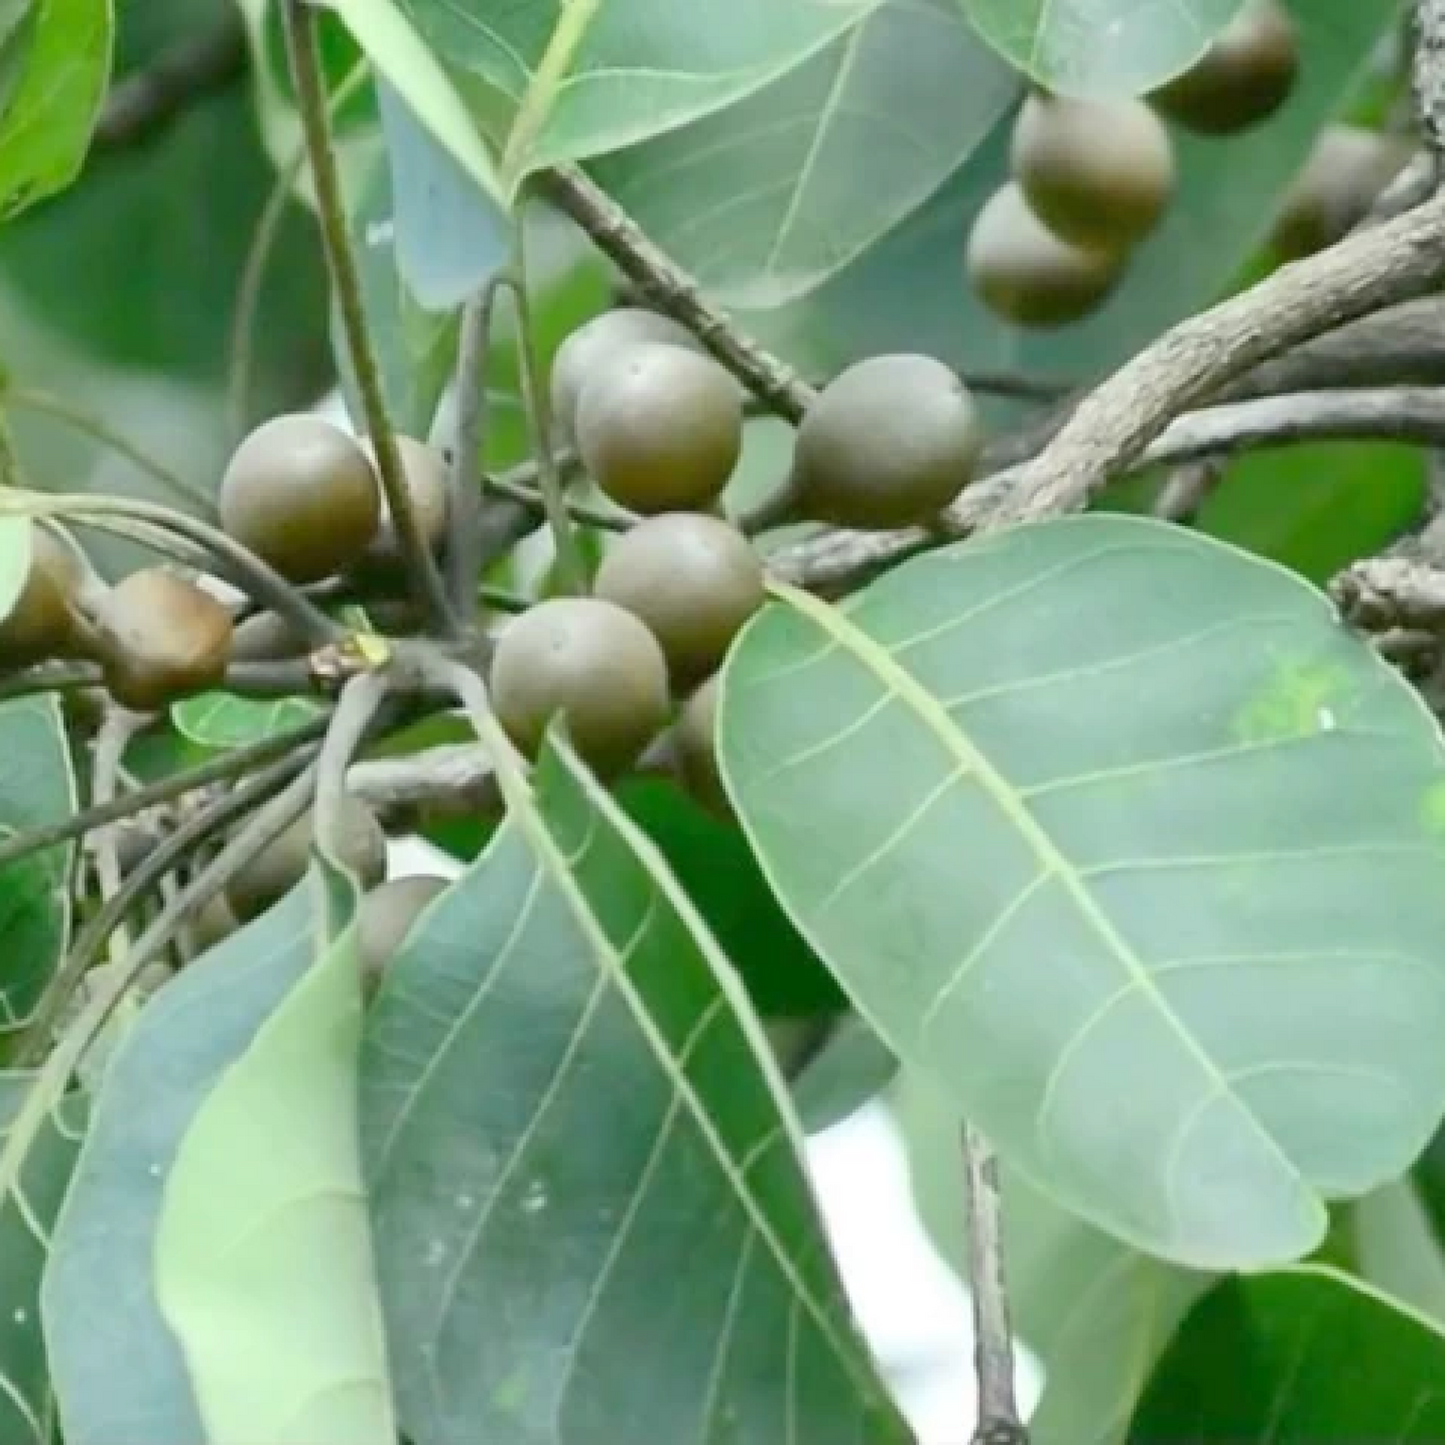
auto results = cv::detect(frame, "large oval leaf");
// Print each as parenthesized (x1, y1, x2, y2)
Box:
(957, 0, 1241, 97)
(332, 0, 882, 190)
(1128, 1266, 1445, 1438)
(44, 886, 324, 1445)
(719, 514, 1445, 1269)
(154, 860, 393, 1445)
(590, 0, 1017, 308)
(362, 734, 907, 1445)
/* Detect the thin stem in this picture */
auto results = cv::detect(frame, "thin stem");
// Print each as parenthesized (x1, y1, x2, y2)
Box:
(485, 470, 631, 532)
(411, 649, 531, 802)
(508, 227, 585, 593)
(226, 59, 371, 441)
(447, 277, 505, 624)
(0, 663, 99, 703)
(314, 671, 391, 867)
(279, 0, 456, 635)
(6, 387, 214, 514)
(0, 713, 331, 875)
(963, 1122, 1026, 1445)
(13, 751, 316, 1065)
(0, 491, 339, 645)
(534, 165, 815, 424)
(89, 711, 144, 961)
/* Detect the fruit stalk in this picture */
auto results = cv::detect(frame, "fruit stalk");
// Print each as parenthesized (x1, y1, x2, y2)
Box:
(13, 752, 318, 1067)
(0, 712, 332, 876)
(313, 670, 392, 871)
(278, 0, 457, 636)
(534, 165, 816, 424)
(0, 491, 340, 646)
(446, 278, 504, 622)
(508, 228, 587, 594)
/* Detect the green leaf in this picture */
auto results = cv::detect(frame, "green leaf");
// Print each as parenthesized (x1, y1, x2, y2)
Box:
(0, 518, 28, 625)
(742, 0, 1398, 395)
(331, 0, 884, 190)
(1128, 1266, 1445, 1438)
(154, 860, 394, 1445)
(893, 1069, 1209, 1445)
(363, 733, 906, 1445)
(0, 695, 76, 1029)
(957, 0, 1241, 97)
(0, 1073, 83, 1445)
(43, 886, 323, 1445)
(591, 0, 1017, 307)
(614, 776, 849, 1018)
(171, 691, 326, 752)
(719, 514, 1445, 1270)
(0, 0, 111, 219)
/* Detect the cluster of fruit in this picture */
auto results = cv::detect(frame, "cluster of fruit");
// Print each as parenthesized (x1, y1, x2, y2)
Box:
(496, 309, 987, 795)
(968, 0, 1300, 328)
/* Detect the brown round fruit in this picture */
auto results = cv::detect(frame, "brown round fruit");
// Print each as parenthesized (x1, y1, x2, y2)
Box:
(358, 874, 449, 998)
(1269, 125, 1411, 260)
(673, 673, 730, 818)
(0, 523, 91, 669)
(575, 344, 743, 514)
(490, 596, 671, 776)
(594, 514, 764, 689)
(356, 434, 450, 575)
(91, 569, 234, 713)
(219, 414, 381, 583)
(191, 892, 240, 955)
(550, 308, 703, 444)
(967, 183, 1126, 329)
(1149, 0, 1299, 136)
(1011, 91, 1175, 251)
(788, 354, 984, 530)
(226, 793, 387, 923)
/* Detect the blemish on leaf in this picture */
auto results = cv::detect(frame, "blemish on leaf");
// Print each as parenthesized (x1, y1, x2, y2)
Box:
(1231, 658, 1354, 745)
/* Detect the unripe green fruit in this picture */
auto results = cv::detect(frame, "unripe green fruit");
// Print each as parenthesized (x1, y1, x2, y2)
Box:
(0, 523, 91, 669)
(490, 596, 671, 776)
(1149, 0, 1298, 136)
(226, 793, 387, 923)
(550, 308, 702, 443)
(1269, 125, 1411, 260)
(356, 434, 450, 576)
(789, 354, 984, 530)
(219, 414, 381, 583)
(358, 874, 449, 998)
(1011, 91, 1175, 251)
(91, 569, 234, 713)
(594, 514, 764, 689)
(575, 345, 743, 514)
(673, 672, 731, 818)
(967, 183, 1125, 329)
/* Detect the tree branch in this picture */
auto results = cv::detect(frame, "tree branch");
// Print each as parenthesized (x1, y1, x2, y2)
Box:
(963, 1123, 1026, 1445)
(534, 166, 816, 423)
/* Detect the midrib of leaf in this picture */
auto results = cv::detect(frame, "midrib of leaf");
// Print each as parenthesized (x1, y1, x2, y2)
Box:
(512, 743, 882, 1399)
(758, 580, 1306, 1193)
(500, 0, 602, 183)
